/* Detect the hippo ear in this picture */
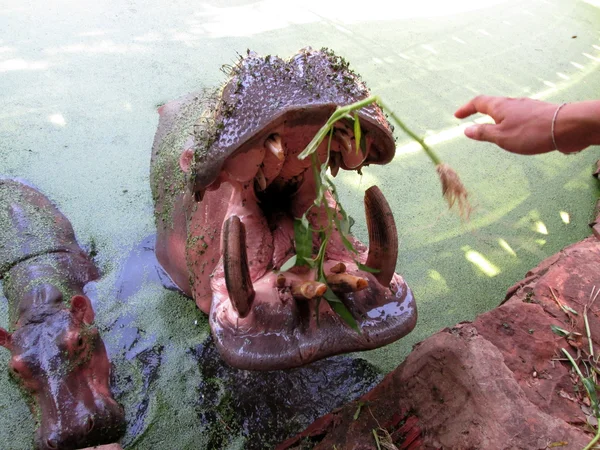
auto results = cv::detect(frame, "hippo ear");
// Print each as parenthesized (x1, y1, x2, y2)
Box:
(0, 328, 12, 350)
(70, 295, 95, 325)
(179, 148, 194, 173)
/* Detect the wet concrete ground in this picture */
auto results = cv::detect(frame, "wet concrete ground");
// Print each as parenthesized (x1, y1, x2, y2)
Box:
(1, 0, 600, 447)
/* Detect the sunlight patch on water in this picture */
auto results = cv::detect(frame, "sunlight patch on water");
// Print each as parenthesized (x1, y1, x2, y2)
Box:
(498, 238, 517, 257)
(48, 114, 66, 127)
(560, 211, 570, 224)
(534, 221, 548, 235)
(44, 41, 147, 55)
(462, 246, 501, 277)
(0, 59, 49, 72)
(422, 44, 438, 55)
(583, 52, 600, 62)
(427, 269, 450, 295)
(189, 0, 511, 37)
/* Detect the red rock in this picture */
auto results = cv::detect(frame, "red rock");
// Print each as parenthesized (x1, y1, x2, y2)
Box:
(280, 236, 600, 449)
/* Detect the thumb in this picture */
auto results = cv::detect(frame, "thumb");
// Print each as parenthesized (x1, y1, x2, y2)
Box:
(464, 124, 500, 143)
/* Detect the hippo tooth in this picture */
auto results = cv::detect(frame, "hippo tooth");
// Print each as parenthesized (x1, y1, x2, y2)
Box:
(329, 262, 346, 274)
(291, 281, 327, 300)
(334, 129, 353, 154)
(276, 274, 286, 288)
(254, 167, 267, 191)
(364, 185, 398, 287)
(326, 273, 368, 294)
(265, 134, 284, 161)
(329, 151, 341, 178)
(223, 216, 255, 318)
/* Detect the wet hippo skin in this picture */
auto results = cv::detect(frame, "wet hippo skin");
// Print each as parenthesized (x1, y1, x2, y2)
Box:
(0, 179, 125, 450)
(150, 47, 418, 371)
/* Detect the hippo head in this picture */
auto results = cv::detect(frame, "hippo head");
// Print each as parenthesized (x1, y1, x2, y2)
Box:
(0, 287, 125, 450)
(154, 47, 417, 370)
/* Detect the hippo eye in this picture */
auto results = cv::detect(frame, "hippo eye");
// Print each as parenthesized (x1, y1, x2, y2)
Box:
(77, 335, 84, 349)
(10, 366, 20, 377)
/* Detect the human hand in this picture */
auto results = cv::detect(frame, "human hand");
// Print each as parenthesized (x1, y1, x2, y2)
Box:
(454, 96, 575, 155)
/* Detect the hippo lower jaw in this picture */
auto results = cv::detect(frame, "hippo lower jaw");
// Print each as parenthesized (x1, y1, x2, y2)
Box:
(201, 123, 417, 371)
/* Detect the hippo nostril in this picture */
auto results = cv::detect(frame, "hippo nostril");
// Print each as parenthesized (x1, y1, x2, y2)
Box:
(46, 439, 58, 449)
(85, 415, 95, 433)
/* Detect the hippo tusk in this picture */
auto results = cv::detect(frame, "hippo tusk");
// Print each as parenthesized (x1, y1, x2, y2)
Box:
(223, 216, 255, 317)
(254, 167, 267, 191)
(265, 134, 285, 161)
(336, 128, 368, 169)
(326, 273, 368, 294)
(335, 129, 352, 154)
(291, 280, 327, 300)
(364, 185, 398, 287)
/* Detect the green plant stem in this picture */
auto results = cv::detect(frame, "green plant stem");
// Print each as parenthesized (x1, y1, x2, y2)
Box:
(378, 98, 442, 166)
(585, 306, 594, 359)
(584, 427, 600, 450)
(372, 429, 381, 450)
(562, 348, 587, 383)
(562, 348, 600, 450)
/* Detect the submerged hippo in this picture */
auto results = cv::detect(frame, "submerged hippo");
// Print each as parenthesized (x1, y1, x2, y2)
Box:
(0, 180, 125, 450)
(151, 47, 417, 370)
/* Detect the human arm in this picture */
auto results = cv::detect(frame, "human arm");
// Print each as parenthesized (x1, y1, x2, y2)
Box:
(454, 95, 600, 155)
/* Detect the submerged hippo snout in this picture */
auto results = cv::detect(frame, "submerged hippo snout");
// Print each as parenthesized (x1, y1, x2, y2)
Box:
(37, 398, 125, 450)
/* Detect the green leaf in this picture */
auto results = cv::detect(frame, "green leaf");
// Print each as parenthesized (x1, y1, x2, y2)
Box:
(347, 215, 355, 233)
(372, 429, 382, 450)
(582, 377, 600, 418)
(279, 255, 297, 272)
(563, 305, 579, 315)
(353, 401, 365, 420)
(324, 288, 360, 332)
(339, 230, 357, 254)
(353, 112, 361, 156)
(551, 325, 569, 337)
(323, 286, 342, 303)
(294, 218, 313, 264)
(356, 262, 381, 273)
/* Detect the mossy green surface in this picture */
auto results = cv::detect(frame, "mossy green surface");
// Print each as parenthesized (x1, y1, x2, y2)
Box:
(150, 91, 218, 229)
(1, 0, 600, 448)
(0, 180, 75, 276)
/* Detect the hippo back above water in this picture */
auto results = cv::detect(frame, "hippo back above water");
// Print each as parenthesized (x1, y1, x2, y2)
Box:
(0, 179, 125, 450)
(151, 47, 417, 371)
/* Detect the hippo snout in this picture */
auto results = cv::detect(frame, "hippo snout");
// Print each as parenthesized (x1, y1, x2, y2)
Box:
(35, 398, 125, 450)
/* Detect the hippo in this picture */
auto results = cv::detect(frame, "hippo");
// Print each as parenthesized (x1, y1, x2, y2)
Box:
(150, 47, 417, 370)
(0, 180, 125, 450)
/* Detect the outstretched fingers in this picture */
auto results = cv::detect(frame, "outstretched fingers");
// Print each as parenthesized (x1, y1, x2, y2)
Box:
(464, 123, 501, 144)
(454, 95, 503, 119)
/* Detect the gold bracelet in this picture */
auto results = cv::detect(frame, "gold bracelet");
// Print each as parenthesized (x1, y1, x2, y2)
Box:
(551, 102, 568, 152)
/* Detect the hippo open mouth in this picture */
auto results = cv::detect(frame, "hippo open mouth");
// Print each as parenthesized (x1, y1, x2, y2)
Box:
(151, 47, 417, 370)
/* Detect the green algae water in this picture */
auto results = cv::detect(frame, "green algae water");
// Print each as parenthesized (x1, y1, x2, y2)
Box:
(1, 0, 600, 447)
